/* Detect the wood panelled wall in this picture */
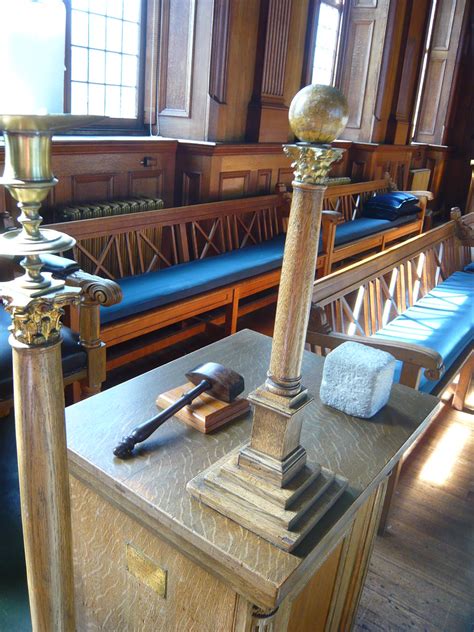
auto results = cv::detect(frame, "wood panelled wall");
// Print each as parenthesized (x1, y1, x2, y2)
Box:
(0, 140, 177, 221)
(0, 137, 451, 216)
(0, 0, 471, 218)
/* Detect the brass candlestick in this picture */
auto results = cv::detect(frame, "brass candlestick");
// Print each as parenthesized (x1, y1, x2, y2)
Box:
(188, 85, 350, 552)
(0, 114, 101, 631)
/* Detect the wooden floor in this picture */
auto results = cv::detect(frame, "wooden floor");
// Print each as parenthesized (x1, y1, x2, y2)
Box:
(354, 399, 474, 632)
(104, 306, 474, 632)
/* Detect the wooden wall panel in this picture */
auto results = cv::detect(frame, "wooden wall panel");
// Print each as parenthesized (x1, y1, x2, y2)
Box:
(257, 170, 272, 194)
(157, 1, 213, 140)
(129, 170, 164, 199)
(218, 171, 250, 200)
(418, 59, 448, 136)
(71, 174, 116, 202)
(343, 20, 375, 130)
(0, 139, 178, 221)
(158, 0, 196, 118)
(338, 0, 390, 142)
(415, 0, 468, 145)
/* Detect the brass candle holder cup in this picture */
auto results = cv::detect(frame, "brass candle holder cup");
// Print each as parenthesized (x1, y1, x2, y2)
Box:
(188, 85, 350, 552)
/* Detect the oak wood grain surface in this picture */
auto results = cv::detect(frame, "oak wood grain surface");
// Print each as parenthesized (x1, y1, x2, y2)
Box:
(65, 329, 440, 610)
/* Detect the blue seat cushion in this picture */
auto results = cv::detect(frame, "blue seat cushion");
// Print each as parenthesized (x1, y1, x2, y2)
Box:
(333, 214, 418, 247)
(101, 234, 286, 325)
(464, 262, 474, 273)
(0, 306, 87, 401)
(373, 271, 474, 393)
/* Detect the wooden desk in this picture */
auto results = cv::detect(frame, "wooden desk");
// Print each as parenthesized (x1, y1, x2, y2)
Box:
(66, 329, 440, 631)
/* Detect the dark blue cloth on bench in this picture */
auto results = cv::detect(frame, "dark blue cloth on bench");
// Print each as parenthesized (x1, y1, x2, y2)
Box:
(0, 306, 87, 401)
(362, 192, 419, 220)
(100, 234, 286, 325)
(333, 214, 418, 247)
(373, 271, 474, 393)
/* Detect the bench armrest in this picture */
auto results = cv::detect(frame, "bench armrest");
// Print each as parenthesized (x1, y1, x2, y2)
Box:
(321, 210, 344, 224)
(306, 330, 445, 388)
(62, 270, 122, 397)
(64, 270, 122, 307)
(320, 211, 343, 259)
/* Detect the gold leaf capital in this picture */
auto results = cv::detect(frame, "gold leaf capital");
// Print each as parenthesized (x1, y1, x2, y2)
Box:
(283, 144, 345, 185)
(2, 290, 80, 346)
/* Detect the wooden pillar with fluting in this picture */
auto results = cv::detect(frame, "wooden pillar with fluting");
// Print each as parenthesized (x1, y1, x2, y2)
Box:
(188, 85, 350, 551)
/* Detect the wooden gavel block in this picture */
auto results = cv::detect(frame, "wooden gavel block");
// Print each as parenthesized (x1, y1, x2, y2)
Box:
(156, 382, 249, 433)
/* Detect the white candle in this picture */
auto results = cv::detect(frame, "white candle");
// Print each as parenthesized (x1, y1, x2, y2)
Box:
(0, 0, 66, 115)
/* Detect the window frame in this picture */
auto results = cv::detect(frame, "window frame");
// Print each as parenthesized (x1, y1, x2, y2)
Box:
(63, 0, 149, 135)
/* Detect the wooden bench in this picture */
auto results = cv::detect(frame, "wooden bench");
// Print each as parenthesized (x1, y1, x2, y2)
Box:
(49, 194, 292, 369)
(316, 175, 431, 275)
(306, 211, 473, 532)
(47, 180, 431, 370)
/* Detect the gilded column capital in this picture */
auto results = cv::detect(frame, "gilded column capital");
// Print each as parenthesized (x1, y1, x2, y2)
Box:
(1, 287, 81, 346)
(283, 144, 344, 186)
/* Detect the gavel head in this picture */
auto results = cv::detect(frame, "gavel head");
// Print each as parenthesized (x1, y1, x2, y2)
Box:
(185, 362, 245, 403)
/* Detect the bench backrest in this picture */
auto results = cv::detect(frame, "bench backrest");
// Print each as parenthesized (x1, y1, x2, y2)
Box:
(309, 217, 472, 339)
(49, 194, 287, 280)
(323, 178, 392, 221)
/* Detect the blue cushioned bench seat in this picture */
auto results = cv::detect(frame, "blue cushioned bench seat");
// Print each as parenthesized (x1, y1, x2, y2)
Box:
(333, 214, 418, 247)
(373, 271, 474, 393)
(0, 306, 87, 401)
(101, 217, 420, 327)
(101, 234, 286, 325)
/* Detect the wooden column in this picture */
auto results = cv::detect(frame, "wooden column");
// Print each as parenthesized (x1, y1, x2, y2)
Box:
(4, 289, 80, 632)
(246, 0, 293, 142)
(188, 144, 348, 551)
(12, 340, 75, 631)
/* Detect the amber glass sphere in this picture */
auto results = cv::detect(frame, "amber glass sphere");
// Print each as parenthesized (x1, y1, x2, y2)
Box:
(289, 84, 348, 143)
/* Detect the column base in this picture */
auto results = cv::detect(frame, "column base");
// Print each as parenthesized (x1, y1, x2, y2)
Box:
(187, 446, 348, 551)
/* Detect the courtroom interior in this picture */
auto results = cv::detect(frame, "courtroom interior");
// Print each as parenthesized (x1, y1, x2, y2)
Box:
(0, 0, 472, 630)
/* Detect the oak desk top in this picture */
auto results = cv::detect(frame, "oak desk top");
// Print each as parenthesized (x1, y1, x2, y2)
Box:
(65, 329, 440, 610)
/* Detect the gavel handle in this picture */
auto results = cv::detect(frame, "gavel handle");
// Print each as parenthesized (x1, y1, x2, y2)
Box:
(113, 379, 211, 458)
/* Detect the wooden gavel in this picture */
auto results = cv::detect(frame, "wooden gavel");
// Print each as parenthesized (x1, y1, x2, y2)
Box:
(113, 362, 245, 458)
